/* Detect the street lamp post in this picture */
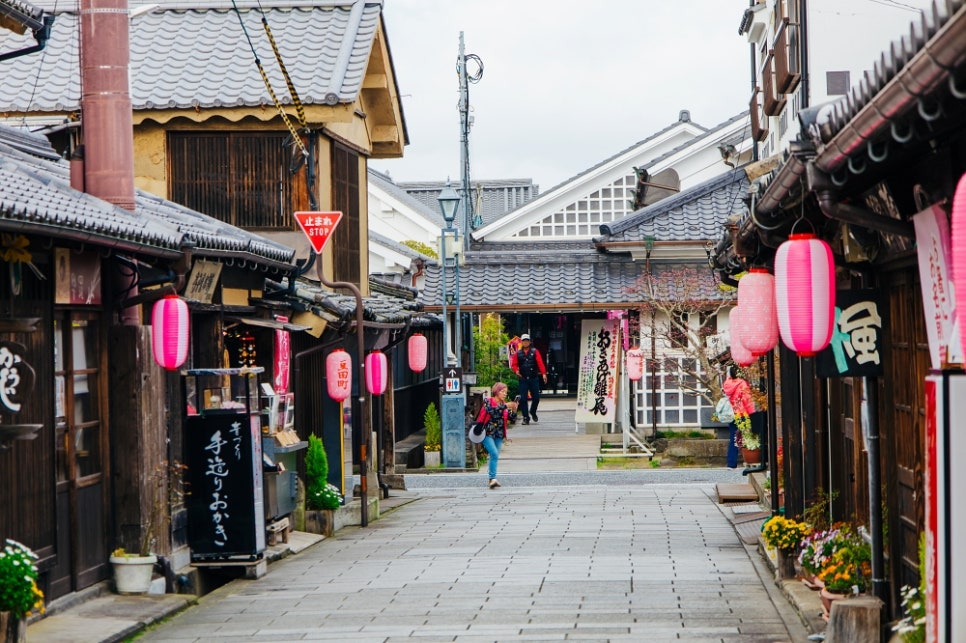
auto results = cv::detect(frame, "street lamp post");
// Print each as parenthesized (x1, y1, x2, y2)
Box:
(437, 184, 466, 469)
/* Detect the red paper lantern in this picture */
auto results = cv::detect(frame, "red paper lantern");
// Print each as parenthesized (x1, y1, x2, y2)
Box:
(736, 268, 779, 356)
(625, 347, 645, 381)
(729, 307, 755, 367)
(775, 232, 836, 357)
(365, 350, 388, 395)
(151, 294, 189, 370)
(952, 172, 966, 356)
(326, 349, 352, 402)
(408, 333, 428, 372)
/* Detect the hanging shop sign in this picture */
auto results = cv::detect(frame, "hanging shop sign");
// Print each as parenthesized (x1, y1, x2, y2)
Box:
(816, 289, 884, 378)
(913, 205, 964, 368)
(575, 318, 620, 423)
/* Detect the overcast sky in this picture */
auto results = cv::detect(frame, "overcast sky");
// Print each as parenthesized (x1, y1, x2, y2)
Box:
(372, 0, 931, 192)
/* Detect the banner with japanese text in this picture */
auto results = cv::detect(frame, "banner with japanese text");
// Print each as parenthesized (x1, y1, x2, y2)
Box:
(575, 318, 621, 423)
(913, 205, 964, 368)
(816, 289, 885, 378)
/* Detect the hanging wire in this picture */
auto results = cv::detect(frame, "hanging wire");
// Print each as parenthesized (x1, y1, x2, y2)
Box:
(230, 0, 307, 159)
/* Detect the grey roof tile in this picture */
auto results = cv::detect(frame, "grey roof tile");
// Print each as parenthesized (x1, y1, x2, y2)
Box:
(598, 169, 750, 242)
(418, 243, 647, 310)
(396, 179, 539, 228)
(0, 124, 296, 268)
(0, 1, 382, 113)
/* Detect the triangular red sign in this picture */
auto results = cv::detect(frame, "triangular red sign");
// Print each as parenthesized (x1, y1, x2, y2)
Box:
(295, 211, 343, 254)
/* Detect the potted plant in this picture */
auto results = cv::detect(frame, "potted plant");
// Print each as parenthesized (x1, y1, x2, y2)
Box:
(761, 515, 811, 579)
(0, 539, 44, 641)
(423, 402, 441, 468)
(303, 434, 343, 536)
(813, 527, 871, 620)
(110, 460, 185, 594)
(735, 413, 761, 463)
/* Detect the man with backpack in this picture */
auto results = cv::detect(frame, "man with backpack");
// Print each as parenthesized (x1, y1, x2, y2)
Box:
(510, 334, 547, 425)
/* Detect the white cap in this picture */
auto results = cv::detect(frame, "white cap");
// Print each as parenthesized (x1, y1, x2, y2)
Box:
(521, 334, 531, 341)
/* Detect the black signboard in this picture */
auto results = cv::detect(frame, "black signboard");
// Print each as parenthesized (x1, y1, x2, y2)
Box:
(186, 411, 265, 560)
(816, 289, 885, 378)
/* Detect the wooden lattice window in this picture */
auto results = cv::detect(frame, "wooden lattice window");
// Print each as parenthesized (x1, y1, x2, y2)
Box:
(168, 131, 308, 230)
(331, 142, 361, 285)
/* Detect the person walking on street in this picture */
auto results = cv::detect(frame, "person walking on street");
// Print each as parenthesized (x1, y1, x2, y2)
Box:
(480, 382, 517, 489)
(510, 334, 547, 425)
(722, 365, 755, 468)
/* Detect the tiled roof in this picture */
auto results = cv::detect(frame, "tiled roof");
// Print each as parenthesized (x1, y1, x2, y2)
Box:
(0, 124, 296, 268)
(398, 180, 539, 229)
(368, 228, 431, 261)
(275, 275, 428, 327)
(598, 168, 750, 243)
(367, 168, 445, 228)
(0, 0, 382, 113)
(418, 242, 647, 311)
(396, 179, 539, 228)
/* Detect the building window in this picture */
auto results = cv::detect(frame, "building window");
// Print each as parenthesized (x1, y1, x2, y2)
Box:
(168, 131, 308, 230)
(515, 173, 636, 240)
(331, 142, 361, 285)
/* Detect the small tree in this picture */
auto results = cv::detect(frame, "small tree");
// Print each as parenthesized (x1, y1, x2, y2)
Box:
(423, 402, 441, 451)
(626, 264, 735, 405)
(473, 313, 518, 397)
(305, 434, 340, 510)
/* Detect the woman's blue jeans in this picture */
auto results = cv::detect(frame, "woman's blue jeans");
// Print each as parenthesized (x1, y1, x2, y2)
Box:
(727, 422, 739, 468)
(482, 435, 503, 479)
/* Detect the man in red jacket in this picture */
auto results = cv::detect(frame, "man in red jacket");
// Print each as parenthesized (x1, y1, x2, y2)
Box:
(510, 334, 547, 425)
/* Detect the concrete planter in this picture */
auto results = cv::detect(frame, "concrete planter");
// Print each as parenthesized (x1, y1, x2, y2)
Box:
(424, 450, 440, 468)
(110, 554, 157, 594)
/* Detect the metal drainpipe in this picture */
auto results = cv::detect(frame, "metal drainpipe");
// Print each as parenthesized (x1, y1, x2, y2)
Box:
(316, 261, 369, 527)
(861, 267, 886, 603)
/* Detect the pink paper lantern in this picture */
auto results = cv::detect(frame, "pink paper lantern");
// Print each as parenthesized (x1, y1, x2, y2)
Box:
(626, 347, 645, 381)
(775, 232, 836, 357)
(408, 333, 428, 372)
(326, 349, 352, 402)
(365, 350, 388, 395)
(729, 307, 755, 367)
(952, 172, 966, 356)
(736, 268, 779, 356)
(151, 294, 189, 370)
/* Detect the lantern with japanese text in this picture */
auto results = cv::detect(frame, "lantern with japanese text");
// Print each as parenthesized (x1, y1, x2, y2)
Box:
(408, 333, 428, 372)
(365, 350, 388, 395)
(326, 348, 352, 402)
(952, 172, 966, 355)
(736, 268, 779, 356)
(729, 307, 755, 367)
(151, 293, 189, 370)
(775, 232, 835, 357)
(625, 347, 645, 381)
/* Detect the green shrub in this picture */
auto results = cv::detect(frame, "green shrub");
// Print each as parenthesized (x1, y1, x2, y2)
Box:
(306, 434, 341, 510)
(424, 402, 441, 451)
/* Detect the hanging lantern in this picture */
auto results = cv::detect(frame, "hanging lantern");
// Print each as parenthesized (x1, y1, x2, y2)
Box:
(326, 349, 352, 402)
(729, 307, 755, 367)
(625, 347, 645, 381)
(775, 232, 836, 357)
(151, 294, 189, 370)
(408, 333, 428, 372)
(952, 172, 966, 356)
(736, 268, 779, 356)
(365, 350, 388, 395)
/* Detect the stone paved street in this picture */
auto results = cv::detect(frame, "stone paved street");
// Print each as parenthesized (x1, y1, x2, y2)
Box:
(136, 479, 808, 642)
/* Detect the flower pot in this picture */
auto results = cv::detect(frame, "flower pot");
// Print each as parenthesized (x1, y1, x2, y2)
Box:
(424, 450, 440, 468)
(0, 611, 26, 643)
(741, 448, 761, 464)
(110, 554, 157, 594)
